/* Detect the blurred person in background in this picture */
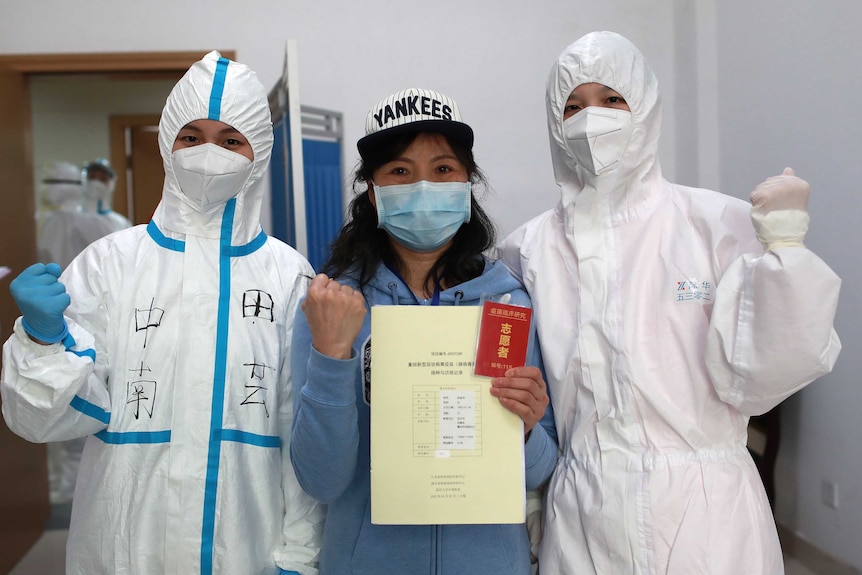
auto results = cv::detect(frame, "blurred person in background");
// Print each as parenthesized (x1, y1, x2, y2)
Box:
(36, 161, 99, 269)
(81, 158, 132, 234)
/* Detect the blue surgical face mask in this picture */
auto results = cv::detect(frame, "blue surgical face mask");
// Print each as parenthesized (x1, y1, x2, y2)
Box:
(373, 180, 472, 252)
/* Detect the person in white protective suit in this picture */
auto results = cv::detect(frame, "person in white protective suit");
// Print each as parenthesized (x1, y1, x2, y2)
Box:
(36, 161, 102, 269)
(2, 51, 323, 575)
(42, 159, 133, 509)
(497, 31, 842, 575)
(82, 158, 133, 233)
(36, 161, 103, 506)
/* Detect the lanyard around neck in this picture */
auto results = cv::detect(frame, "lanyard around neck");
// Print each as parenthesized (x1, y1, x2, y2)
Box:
(385, 262, 441, 306)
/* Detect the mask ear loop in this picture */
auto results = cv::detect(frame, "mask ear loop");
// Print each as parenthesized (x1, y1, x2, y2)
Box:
(369, 181, 385, 228)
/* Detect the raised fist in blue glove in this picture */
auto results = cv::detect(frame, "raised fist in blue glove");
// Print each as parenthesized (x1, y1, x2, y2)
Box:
(9, 262, 71, 343)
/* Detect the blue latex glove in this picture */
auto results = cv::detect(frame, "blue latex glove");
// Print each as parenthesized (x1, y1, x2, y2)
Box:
(9, 263, 71, 343)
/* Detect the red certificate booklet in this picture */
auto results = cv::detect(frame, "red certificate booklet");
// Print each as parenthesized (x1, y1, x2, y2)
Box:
(473, 300, 532, 377)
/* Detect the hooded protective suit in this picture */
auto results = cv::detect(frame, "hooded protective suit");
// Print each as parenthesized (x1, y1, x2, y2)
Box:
(498, 32, 841, 575)
(37, 161, 105, 269)
(82, 159, 133, 234)
(2, 51, 322, 575)
(35, 161, 94, 505)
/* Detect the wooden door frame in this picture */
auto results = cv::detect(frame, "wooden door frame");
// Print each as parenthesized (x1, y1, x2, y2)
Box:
(0, 49, 234, 573)
(0, 50, 235, 74)
(109, 114, 162, 222)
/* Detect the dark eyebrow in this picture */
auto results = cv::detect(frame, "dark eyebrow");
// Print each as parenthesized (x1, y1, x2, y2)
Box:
(599, 86, 624, 97)
(386, 154, 459, 164)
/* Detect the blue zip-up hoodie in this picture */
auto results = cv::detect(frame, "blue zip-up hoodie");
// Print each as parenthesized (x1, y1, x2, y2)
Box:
(290, 258, 558, 575)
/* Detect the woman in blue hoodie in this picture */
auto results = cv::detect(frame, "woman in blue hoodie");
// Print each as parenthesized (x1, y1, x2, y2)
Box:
(289, 88, 558, 575)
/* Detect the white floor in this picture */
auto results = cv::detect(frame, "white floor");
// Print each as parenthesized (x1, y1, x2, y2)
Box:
(8, 528, 821, 575)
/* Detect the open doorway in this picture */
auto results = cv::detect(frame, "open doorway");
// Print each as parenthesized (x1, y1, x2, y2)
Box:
(29, 75, 176, 226)
(0, 50, 234, 573)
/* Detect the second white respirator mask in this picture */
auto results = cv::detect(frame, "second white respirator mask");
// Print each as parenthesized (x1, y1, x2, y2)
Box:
(564, 107, 633, 176)
(172, 143, 253, 209)
(85, 180, 113, 212)
(85, 180, 109, 201)
(373, 180, 472, 253)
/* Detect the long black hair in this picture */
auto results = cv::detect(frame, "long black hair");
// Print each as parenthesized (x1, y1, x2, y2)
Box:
(321, 130, 496, 292)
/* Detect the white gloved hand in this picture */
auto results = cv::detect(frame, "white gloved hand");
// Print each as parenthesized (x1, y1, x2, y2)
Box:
(749, 167, 810, 251)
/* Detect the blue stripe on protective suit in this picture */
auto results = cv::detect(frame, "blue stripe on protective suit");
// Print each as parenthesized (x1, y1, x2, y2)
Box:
(70, 395, 111, 425)
(228, 230, 267, 256)
(147, 220, 186, 252)
(61, 333, 96, 362)
(207, 57, 230, 121)
(95, 430, 171, 444)
(198, 199, 277, 573)
(219, 429, 281, 448)
(201, 198, 233, 573)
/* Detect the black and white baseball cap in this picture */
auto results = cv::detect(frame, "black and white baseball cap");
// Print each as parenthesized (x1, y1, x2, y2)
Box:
(357, 88, 474, 158)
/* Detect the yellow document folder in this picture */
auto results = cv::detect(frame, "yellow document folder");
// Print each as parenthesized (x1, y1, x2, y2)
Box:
(370, 305, 526, 525)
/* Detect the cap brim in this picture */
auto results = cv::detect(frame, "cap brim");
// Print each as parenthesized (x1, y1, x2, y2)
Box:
(357, 119, 474, 158)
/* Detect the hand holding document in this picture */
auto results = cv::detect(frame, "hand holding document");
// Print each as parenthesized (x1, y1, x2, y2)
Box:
(369, 304, 531, 525)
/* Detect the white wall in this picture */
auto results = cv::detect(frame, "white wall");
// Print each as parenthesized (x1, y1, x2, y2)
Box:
(3, 0, 860, 569)
(0, 0, 680, 239)
(713, 1, 862, 569)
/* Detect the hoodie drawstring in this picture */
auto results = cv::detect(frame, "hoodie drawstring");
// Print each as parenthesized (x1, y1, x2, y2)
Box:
(387, 282, 399, 305)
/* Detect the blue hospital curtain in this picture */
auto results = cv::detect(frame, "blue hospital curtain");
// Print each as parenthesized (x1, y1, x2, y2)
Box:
(302, 138, 343, 271)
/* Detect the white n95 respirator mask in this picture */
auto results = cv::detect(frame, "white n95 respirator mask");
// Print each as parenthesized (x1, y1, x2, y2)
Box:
(172, 143, 253, 209)
(564, 107, 633, 176)
(85, 180, 115, 213)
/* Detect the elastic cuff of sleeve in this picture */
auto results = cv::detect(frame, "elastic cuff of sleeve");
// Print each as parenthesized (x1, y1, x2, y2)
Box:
(751, 208, 809, 250)
(765, 240, 806, 251)
(21, 318, 69, 344)
(303, 346, 360, 405)
(523, 423, 549, 469)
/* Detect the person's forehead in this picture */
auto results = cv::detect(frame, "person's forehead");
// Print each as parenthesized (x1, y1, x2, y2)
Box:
(181, 119, 241, 133)
(567, 83, 621, 100)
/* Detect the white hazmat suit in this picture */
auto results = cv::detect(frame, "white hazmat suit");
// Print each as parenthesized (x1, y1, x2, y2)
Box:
(37, 161, 104, 269)
(82, 159, 134, 235)
(2, 51, 323, 575)
(36, 161, 103, 505)
(498, 32, 841, 575)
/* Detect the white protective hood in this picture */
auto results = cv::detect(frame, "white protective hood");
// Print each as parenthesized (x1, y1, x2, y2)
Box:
(40, 161, 84, 212)
(547, 31, 664, 225)
(153, 50, 272, 244)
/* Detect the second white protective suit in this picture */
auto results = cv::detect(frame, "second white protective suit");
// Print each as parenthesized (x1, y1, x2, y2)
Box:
(82, 158, 133, 235)
(2, 51, 322, 575)
(36, 161, 104, 269)
(498, 31, 841, 575)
